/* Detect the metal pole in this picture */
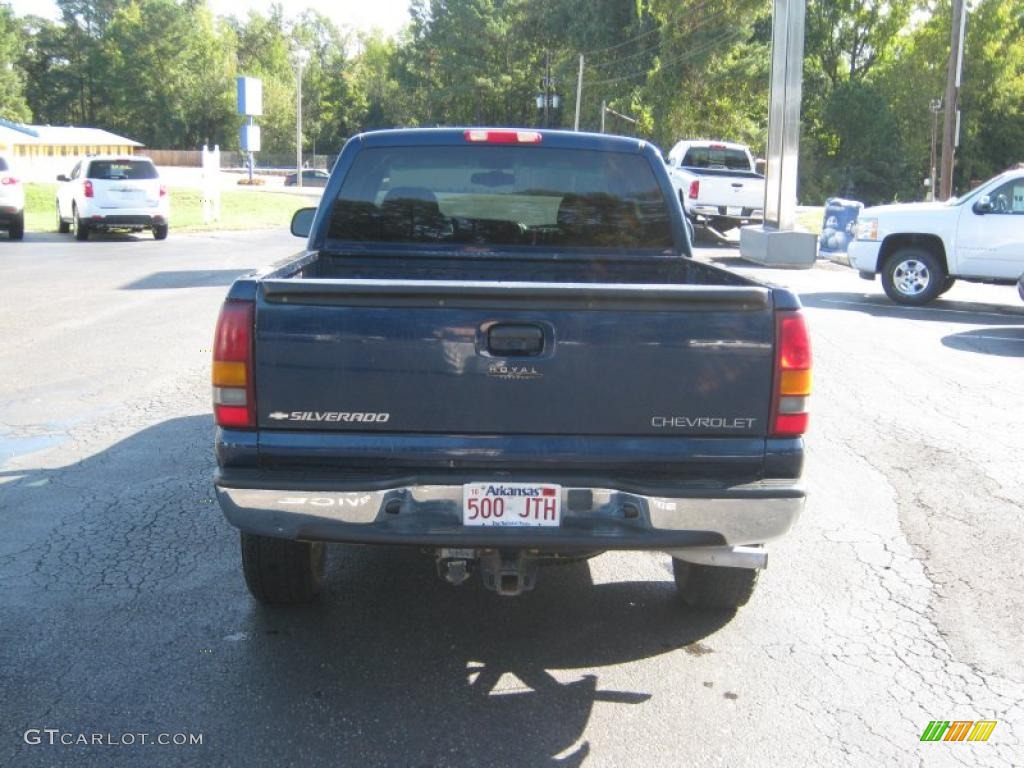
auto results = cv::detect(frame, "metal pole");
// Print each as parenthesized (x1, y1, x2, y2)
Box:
(296, 58, 304, 188)
(600, 100, 605, 133)
(574, 55, 584, 131)
(543, 50, 550, 128)
(928, 100, 940, 201)
(939, 0, 965, 200)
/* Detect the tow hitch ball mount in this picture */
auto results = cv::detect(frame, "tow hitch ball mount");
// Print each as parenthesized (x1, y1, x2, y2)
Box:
(436, 548, 540, 597)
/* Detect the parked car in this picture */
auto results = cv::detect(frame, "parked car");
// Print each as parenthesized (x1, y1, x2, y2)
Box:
(848, 169, 1024, 305)
(1018, 272, 1024, 303)
(284, 169, 330, 187)
(56, 156, 169, 240)
(212, 128, 811, 610)
(0, 153, 25, 241)
(665, 140, 765, 240)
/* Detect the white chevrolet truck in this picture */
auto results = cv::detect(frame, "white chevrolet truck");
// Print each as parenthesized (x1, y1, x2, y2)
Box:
(665, 140, 765, 240)
(848, 169, 1024, 305)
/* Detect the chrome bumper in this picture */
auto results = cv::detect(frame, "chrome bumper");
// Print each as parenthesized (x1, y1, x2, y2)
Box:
(216, 481, 804, 552)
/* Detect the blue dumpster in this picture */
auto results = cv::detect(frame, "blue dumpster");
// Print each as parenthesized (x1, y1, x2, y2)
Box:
(818, 198, 863, 259)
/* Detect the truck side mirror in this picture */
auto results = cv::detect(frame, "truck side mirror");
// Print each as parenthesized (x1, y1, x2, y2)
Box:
(56, 174, 69, 182)
(973, 195, 992, 214)
(290, 207, 317, 238)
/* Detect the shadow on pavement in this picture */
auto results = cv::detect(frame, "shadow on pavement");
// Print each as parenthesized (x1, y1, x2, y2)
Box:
(0, 415, 735, 767)
(120, 269, 253, 290)
(799, 291, 1024, 324)
(941, 327, 1024, 357)
(15, 231, 148, 244)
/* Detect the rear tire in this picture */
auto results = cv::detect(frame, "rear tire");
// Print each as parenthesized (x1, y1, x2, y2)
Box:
(881, 247, 944, 305)
(240, 532, 325, 604)
(57, 204, 70, 233)
(153, 223, 168, 240)
(672, 558, 759, 609)
(939, 277, 956, 296)
(8, 212, 24, 241)
(72, 207, 89, 241)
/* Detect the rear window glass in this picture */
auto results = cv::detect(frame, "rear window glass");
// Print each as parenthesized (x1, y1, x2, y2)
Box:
(681, 147, 751, 171)
(326, 146, 674, 250)
(87, 160, 158, 180)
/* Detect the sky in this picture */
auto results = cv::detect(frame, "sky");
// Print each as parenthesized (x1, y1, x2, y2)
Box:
(7, 0, 413, 38)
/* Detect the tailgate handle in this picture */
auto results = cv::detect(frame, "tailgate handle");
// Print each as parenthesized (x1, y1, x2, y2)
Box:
(731, 182, 743, 188)
(488, 324, 545, 356)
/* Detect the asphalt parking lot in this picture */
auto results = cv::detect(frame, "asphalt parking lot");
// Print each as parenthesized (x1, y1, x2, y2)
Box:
(1, 231, 1022, 767)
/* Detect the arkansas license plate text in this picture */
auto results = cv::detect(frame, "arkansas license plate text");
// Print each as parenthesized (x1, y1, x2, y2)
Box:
(462, 483, 561, 527)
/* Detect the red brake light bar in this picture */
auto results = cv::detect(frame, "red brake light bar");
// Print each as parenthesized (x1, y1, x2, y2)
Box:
(0, 176, 18, 185)
(771, 311, 812, 437)
(464, 130, 542, 144)
(212, 300, 256, 429)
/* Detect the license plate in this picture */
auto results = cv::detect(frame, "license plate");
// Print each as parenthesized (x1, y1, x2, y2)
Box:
(727, 206, 743, 216)
(462, 483, 561, 527)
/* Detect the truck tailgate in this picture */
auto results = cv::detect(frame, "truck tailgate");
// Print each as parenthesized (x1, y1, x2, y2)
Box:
(253, 278, 775, 439)
(694, 172, 764, 210)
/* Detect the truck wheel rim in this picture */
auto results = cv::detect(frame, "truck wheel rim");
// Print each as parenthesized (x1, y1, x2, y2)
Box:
(894, 259, 930, 296)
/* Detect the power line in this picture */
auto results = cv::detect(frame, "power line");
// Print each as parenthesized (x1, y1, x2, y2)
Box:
(578, 0, 717, 58)
(583, 7, 742, 74)
(583, 27, 746, 88)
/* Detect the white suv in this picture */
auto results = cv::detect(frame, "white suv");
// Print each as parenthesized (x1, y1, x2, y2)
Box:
(0, 153, 25, 241)
(56, 156, 169, 240)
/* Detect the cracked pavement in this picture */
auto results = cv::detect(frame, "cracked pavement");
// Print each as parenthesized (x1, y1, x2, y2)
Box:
(0, 232, 1021, 766)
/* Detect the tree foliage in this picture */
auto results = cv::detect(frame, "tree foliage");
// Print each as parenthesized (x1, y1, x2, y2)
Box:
(0, 0, 1020, 201)
(0, 3, 31, 122)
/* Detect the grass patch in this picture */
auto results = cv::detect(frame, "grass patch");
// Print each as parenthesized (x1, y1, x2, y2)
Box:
(23, 183, 311, 234)
(24, 183, 57, 232)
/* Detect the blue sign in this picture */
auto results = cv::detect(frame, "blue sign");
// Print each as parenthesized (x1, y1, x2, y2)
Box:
(240, 124, 261, 153)
(237, 77, 263, 117)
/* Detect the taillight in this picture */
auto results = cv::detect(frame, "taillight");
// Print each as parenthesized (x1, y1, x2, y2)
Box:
(212, 300, 256, 429)
(159, 184, 167, 197)
(84, 180, 94, 198)
(0, 176, 18, 186)
(771, 311, 812, 437)
(464, 129, 542, 144)
(688, 179, 699, 199)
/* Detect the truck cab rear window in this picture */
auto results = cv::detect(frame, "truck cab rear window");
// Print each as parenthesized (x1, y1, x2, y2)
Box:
(87, 160, 158, 180)
(326, 146, 674, 250)
(681, 148, 750, 171)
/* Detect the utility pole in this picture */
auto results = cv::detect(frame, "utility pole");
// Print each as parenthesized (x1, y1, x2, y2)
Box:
(574, 54, 584, 131)
(600, 99, 606, 133)
(928, 98, 942, 201)
(939, 0, 966, 200)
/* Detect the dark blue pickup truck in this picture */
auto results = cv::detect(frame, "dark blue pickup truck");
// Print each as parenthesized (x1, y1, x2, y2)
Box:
(212, 128, 811, 609)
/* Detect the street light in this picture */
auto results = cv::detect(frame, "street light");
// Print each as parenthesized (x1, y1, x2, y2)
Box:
(293, 49, 310, 189)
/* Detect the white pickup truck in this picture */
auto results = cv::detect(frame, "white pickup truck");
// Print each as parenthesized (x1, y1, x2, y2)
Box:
(665, 140, 765, 240)
(848, 169, 1024, 305)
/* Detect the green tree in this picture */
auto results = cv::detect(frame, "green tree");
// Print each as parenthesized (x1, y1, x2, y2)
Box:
(102, 0, 236, 148)
(0, 3, 31, 122)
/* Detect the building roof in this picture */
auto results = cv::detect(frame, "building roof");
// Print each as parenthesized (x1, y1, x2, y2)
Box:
(0, 120, 143, 147)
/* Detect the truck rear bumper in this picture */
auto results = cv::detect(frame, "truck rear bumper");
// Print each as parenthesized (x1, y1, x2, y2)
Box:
(215, 475, 804, 551)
